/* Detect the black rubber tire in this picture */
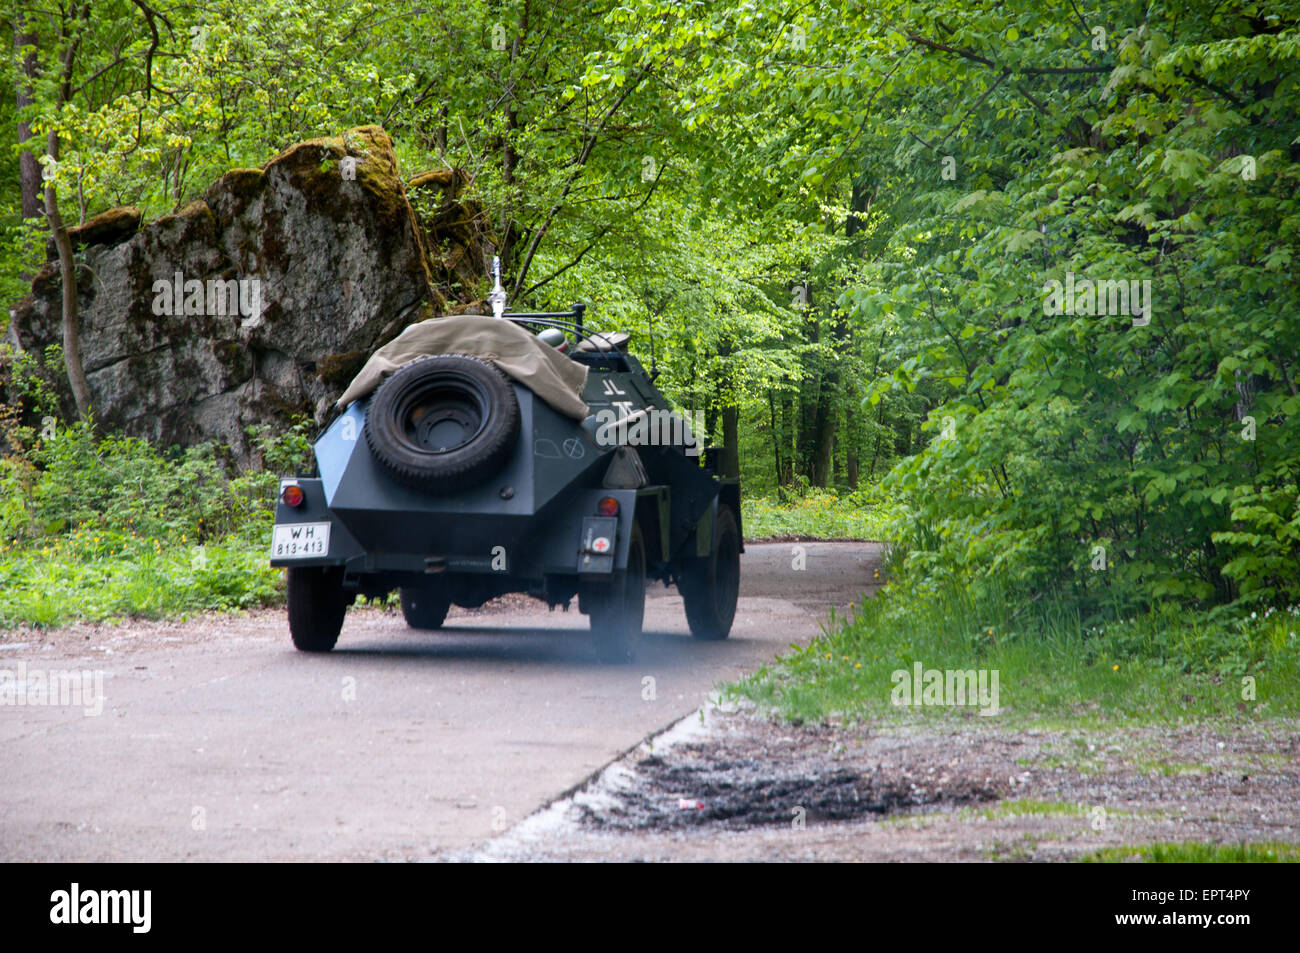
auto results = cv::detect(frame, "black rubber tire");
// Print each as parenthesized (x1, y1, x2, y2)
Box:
(679, 504, 740, 641)
(400, 588, 451, 630)
(587, 523, 646, 664)
(364, 354, 520, 494)
(287, 566, 349, 652)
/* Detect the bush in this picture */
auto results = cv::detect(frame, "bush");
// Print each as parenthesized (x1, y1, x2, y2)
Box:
(743, 486, 899, 540)
(0, 409, 314, 628)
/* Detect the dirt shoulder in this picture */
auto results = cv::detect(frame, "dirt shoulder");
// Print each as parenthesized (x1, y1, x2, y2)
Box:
(0, 595, 540, 658)
(453, 705, 1300, 862)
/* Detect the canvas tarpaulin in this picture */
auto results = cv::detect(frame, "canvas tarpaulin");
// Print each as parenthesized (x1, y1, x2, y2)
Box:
(335, 315, 590, 420)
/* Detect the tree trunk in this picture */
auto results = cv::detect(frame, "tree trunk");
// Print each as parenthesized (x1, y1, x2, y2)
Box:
(767, 389, 783, 486)
(711, 336, 740, 477)
(689, 349, 697, 428)
(868, 400, 887, 478)
(893, 416, 911, 457)
(15, 17, 41, 221)
(721, 405, 739, 478)
(434, 104, 448, 156)
(779, 391, 795, 484)
(846, 175, 875, 238)
(797, 365, 820, 478)
(705, 371, 717, 447)
(809, 304, 849, 487)
(46, 186, 92, 418)
(809, 370, 837, 486)
(838, 177, 874, 489)
(845, 391, 859, 489)
(44, 130, 92, 419)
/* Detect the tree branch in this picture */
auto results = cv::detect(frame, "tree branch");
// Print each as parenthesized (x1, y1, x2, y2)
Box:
(129, 0, 172, 100)
(510, 69, 647, 296)
(906, 31, 1109, 74)
(521, 159, 665, 299)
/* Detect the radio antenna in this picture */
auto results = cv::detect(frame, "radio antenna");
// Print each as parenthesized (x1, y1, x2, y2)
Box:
(489, 256, 507, 318)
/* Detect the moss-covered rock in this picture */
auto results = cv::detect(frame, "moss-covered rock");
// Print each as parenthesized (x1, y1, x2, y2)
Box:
(409, 169, 466, 193)
(42, 206, 142, 260)
(314, 350, 370, 387)
(10, 126, 490, 462)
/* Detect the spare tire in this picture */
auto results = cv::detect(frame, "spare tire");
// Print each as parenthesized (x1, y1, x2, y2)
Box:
(364, 354, 520, 493)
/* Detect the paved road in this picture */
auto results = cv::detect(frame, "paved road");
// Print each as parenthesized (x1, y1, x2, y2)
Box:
(0, 541, 880, 861)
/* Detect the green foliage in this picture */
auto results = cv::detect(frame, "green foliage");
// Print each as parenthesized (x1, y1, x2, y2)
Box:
(4, 419, 271, 542)
(0, 533, 281, 628)
(0, 415, 311, 628)
(743, 488, 898, 541)
(3, 0, 1298, 649)
(834, 1, 1300, 620)
(0, 224, 44, 328)
(615, 0, 1300, 620)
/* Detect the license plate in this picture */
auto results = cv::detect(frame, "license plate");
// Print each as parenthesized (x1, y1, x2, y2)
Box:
(271, 522, 331, 559)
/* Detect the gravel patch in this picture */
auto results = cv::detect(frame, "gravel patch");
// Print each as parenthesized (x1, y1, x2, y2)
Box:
(452, 705, 1300, 861)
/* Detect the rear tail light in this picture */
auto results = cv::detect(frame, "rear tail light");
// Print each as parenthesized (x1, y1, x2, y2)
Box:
(597, 496, 619, 517)
(281, 484, 305, 507)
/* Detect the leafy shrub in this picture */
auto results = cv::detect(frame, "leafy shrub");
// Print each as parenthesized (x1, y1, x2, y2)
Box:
(0, 408, 314, 628)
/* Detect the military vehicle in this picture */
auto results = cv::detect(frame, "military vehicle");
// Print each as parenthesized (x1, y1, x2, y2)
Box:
(269, 265, 741, 662)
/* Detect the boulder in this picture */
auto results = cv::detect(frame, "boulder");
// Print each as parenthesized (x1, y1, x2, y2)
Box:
(7, 125, 493, 460)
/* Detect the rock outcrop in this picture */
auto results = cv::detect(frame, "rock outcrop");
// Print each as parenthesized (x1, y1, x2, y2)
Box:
(7, 125, 494, 459)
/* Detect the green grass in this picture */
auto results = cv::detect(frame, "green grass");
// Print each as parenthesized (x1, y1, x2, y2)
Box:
(967, 799, 1142, 822)
(742, 488, 899, 541)
(0, 526, 282, 629)
(1084, 842, 1300, 863)
(725, 581, 1300, 726)
(882, 799, 1154, 828)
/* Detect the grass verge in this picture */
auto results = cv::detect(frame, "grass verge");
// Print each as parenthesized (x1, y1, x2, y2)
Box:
(0, 528, 280, 629)
(1083, 843, 1300, 863)
(725, 582, 1300, 726)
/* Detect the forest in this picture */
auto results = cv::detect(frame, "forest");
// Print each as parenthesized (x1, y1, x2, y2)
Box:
(0, 0, 1297, 692)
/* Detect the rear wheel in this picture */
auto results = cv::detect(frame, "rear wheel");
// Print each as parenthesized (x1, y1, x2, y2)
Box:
(586, 523, 646, 663)
(679, 504, 740, 641)
(287, 566, 349, 652)
(400, 588, 451, 630)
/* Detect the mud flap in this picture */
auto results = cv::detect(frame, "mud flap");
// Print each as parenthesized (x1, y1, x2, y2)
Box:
(578, 516, 618, 573)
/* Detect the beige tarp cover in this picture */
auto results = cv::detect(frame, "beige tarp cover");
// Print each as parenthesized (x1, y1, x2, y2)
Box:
(335, 314, 590, 420)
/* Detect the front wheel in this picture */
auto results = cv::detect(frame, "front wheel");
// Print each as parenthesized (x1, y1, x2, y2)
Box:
(679, 504, 740, 641)
(585, 523, 646, 663)
(287, 566, 349, 652)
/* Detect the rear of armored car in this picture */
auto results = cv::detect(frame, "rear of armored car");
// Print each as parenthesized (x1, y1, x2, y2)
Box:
(270, 304, 740, 663)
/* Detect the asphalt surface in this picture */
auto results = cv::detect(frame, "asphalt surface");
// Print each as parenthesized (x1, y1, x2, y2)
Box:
(0, 541, 881, 861)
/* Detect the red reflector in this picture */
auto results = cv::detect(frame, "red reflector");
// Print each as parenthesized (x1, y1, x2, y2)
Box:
(597, 496, 619, 517)
(281, 484, 305, 507)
